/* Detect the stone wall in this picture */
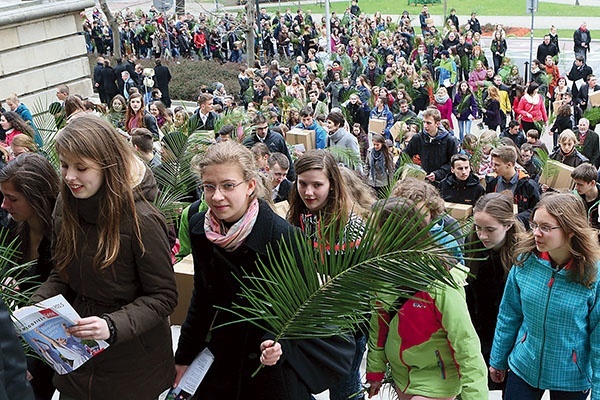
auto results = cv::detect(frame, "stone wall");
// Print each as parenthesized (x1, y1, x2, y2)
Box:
(0, 0, 95, 109)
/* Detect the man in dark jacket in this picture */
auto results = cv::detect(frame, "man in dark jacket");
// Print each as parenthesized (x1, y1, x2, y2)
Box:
(500, 120, 527, 148)
(575, 74, 600, 114)
(566, 55, 593, 100)
(0, 298, 35, 400)
(190, 93, 219, 133)
(99, 59, 119, 105)
(536, 35, 559, 65)
(440, 154, 484, 205)
(400, 108, 458, 184)
(154, 58, 172, 107)
(519, 144, 541, 181)
(575, 117, 600, 167)
(573, 22, 591, 62)
(113, 57, 129, 96)
(243, 114, 296, 181)
(363, 57, 383, 87)
(571, 163, 600, 231)
(93, 56, 106, 103)
(485, 145, 540, 226)
(393, 99, 418, 124)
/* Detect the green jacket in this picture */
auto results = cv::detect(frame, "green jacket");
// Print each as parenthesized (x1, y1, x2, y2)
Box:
(367, 281, 488, 400)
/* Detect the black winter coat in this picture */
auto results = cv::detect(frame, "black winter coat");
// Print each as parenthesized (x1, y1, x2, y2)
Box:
(0, 298, 34, 400)
(401, 129, 458, 182)
(154, 64, 172, 107)
(175, 201, 354, 399)
(485, 169, 540, 226)
(440, 173, 485, 205)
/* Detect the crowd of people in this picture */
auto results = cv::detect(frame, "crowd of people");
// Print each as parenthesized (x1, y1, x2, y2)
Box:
(1, 2, 600, 400)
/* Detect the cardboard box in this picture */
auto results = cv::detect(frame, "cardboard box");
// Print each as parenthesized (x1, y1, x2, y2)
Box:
(171, 255, 195, 325)
(589, 90, 600, 107)
(539, 159, 576, 190)
(287, 128, 316, 150)
(368, 118, 387, 135)
(445, 202, 473, 220)
(425, 17, 435, 27)
(390, 121, 407, 141)
(274, 200, 290, 219)
(400, 163, 427, 181)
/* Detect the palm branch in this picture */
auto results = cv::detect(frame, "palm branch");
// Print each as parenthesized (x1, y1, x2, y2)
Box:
(0, 229, 40, 312)
(469, 134, 502, 174)
(153, 131, 199, 223)
(30, 98, 61, 165)
(216, 203, 462, 344)
(326, 146, 362, 170)
(455, 93, 472, 115)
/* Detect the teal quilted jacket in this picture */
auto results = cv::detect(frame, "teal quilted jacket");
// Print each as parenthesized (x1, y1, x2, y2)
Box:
(490, 252, 600, 397)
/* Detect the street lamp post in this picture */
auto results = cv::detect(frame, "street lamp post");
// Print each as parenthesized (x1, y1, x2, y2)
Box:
(526, 0, 538, 82)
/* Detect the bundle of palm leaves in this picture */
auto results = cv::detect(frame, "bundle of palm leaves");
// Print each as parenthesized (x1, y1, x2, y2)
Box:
(216, 203, 462, 344)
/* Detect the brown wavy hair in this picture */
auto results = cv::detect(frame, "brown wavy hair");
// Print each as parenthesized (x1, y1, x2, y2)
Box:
(515, 192, 599, 287)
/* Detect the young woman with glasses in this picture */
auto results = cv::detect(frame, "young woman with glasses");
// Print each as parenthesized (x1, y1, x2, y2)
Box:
(489, 192, 600, 399)
(174, 141, 353, 399)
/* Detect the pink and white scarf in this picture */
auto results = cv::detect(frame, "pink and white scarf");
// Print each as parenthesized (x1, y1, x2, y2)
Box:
(204, 199, 259, 252)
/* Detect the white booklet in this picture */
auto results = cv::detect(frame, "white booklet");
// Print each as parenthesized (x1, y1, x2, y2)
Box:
(165, 348, 215, 400)
(12, 294, 109, 375)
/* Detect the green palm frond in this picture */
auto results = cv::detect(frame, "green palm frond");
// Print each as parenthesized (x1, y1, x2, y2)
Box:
(0, 230, 40, 312)
(213, 107, 252, 135)
(30, 98, 60, 171)
(153, 132, 199, 222)
(217, 204, 461, 343)
(326, 146, 362, 170)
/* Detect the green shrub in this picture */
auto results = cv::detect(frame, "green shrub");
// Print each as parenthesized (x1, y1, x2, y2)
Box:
(89, 55, 244, 102)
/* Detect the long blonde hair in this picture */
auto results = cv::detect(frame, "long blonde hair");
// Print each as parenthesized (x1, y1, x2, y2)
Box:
(54, 115, 144, 271)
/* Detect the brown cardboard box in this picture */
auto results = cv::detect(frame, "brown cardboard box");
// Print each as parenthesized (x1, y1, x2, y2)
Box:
(287, 128, 316, 150)
(445, 202, 473, 220)
(390, 121, 406, 141)
(400, 163, 427, 181)
(425, 17, 435, 27)
(274, 200, 290, 219)
(589, 90, 600, 107)
(539, 159, 575, 190)
(171, 255, 195, 325)
(368, 118, 387, 135)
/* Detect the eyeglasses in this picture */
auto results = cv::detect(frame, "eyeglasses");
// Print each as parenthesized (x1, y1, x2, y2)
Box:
(530, 222, 561, 234)
(201, 181, 245, 194)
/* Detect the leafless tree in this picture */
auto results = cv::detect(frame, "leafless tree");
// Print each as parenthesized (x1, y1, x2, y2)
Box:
(98, 0, 122, 58)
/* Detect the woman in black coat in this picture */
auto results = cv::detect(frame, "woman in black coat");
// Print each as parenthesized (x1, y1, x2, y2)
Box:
(174, 141, 354, 400)
(483, 86, 502, 132)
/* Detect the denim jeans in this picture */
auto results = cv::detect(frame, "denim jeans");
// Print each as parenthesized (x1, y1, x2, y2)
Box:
(505, 371, 590, 400)
(457, 119, 472, 142)
(329, 334, 367, 400)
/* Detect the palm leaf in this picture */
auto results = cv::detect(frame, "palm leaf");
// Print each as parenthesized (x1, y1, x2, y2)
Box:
(0, 229, 40, 312)
(216, 204, 462, 343)
(326, 146, 362, 170)
(153, 132, 199, 223)
(30, 98, 61, 171)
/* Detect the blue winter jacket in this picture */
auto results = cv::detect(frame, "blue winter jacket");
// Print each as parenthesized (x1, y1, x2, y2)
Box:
(490, 252, 600, 397)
